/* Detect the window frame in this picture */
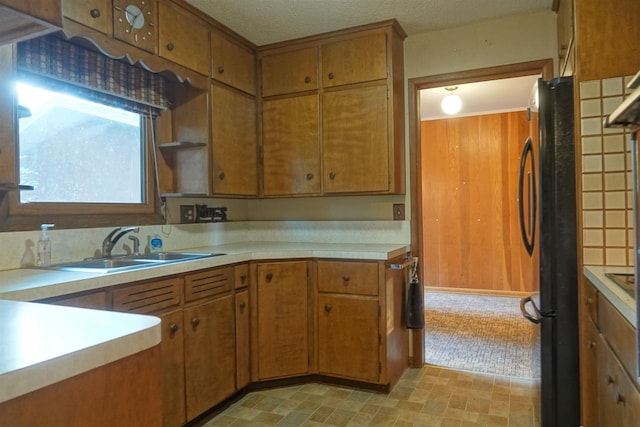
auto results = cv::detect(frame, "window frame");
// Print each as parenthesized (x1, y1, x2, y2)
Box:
(0, 44, 163, 231)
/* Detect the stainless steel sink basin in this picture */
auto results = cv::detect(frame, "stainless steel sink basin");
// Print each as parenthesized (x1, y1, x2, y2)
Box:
(45, 252, 226, 273)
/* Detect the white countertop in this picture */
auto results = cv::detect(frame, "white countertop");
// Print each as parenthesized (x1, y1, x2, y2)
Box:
(0, 300, 160, 403)
(583, 265, 636, 328)
(0, 241, 409, 404)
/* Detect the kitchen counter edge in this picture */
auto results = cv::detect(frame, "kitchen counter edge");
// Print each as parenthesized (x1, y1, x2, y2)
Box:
(583, 265, 636, 328)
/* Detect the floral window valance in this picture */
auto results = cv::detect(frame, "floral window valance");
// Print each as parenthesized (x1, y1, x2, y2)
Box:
(17, 35, 169, 117)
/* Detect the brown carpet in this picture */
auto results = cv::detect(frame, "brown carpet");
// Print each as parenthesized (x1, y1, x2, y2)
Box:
(424, 291, 540, 379)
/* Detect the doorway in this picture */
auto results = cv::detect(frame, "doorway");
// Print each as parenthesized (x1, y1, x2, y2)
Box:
(407, 59, 553, 367)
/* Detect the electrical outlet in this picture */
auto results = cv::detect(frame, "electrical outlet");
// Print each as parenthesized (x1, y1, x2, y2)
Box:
(180, 205, 196, 223)
(392, 203, 405, 220)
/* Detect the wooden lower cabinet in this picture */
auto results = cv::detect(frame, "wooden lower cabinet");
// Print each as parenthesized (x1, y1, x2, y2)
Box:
(183, 293, 236, 420)
(581, 316, 599, 427)
(235, 289, 250, 390)
(252, 260, 309, 380)
(317, 293, 380, 382)
(160, 309, 186, 427)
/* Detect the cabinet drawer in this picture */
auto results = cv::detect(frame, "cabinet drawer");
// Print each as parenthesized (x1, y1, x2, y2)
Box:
(598, 294, 637, 381)
(317, 261, 378, 295)
(261, 46, 318, 97)
(113, 277, 182, 314)
(184, 267, 233, 302)
(582, 279, 598, 324)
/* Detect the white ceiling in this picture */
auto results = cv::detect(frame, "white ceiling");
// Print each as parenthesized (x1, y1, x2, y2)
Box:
(185, 1, 553, 120)
(185, 0, 553, 46)
(420, 74, 541, 120)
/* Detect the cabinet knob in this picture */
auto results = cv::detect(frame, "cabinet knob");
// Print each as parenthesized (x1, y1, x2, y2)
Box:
(90, 8, 101, 18)
(587, 297, 594, 305)
(328, 72, 334, 80)
(342, 274, 350, 282)
(306, 173, 314, 180)
(304, 76, 311, 83)
(191, 317, 200, 327)
(239, 301, 246, 309)
(240, 273, 247, 281)
(266, 272, 273, 281)
(587, 341, 596, 349)
(219, 172, 225, 181)
(324, 304, 332, 312)
(218, 66, 225, 74)
(169, 322, 179, 334)
(616, 392, 626, 405)
(166, 42, 175, 51)
(329, 171, 336, 180)
(607, 374, 616, 385)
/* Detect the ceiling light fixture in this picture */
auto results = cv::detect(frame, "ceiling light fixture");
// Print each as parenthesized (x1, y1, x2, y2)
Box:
(441, 86, 462, 115)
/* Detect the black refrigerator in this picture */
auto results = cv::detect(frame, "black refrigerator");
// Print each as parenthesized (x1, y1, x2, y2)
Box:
(518, 76, 580, 427)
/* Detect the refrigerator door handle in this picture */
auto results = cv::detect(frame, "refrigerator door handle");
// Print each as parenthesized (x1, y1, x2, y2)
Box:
(518, 137, 537, 256)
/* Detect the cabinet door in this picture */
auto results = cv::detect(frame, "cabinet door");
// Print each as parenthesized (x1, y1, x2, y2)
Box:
(322, 84, 389, 193)
(318, 294, 380, 382)
(63, 0, 110, 34)
(321, 32, 387, 88)
(183, 294, 235, 420)
(261, 47, 318, 97)
(597, 334, 623, 427)
(263, 94, 320, 196)
(235, 290, 250, 390)
(211, 83, 258, 196)
(256, 261, 308, 379)
(582, 317, 599, 427)
(160, 310, 186, 427)
(211, 30, 256, 95)
(158, 1, 209, 74)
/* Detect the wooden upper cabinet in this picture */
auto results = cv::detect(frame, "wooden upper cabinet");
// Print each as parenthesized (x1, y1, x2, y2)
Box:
(262, 94, 320, 196)
(321, 32, 387, 88)
(211, 30, 256, 95)
(211, 83, 257, 196)
(158, 1, 210, 75)
(62, 0, 111, 34)
(0, 0, 62, 45)
(261, 46, 318, 97)
(322, 84, 389, 193)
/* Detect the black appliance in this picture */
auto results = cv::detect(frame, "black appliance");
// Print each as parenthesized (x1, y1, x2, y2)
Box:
(518, 77, 580, 427)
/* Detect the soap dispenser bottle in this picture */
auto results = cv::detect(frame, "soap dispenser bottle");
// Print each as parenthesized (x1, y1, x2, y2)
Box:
(36, 223, 55, 266)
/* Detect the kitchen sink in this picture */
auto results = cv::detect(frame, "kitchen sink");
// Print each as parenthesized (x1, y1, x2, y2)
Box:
(45, 252, 225, 273)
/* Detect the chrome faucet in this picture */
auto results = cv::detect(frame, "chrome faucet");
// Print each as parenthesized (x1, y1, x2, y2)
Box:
(128, 234, 141, 255)
(102, 226, 140, 258)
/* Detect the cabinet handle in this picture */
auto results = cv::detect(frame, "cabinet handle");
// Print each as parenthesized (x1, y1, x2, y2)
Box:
(304, 76, 311, 83)
(240, 273, 247, 281)
(328, 72, 334, 80)
(219, 172, 225, 181)
(167, 42, 175, 51)
(342, 274, 350, 282)
(191, 317, 200, 327)
(306, 173, 314, 180)
(616, 392, 626, 405)
(169, 322, 179, 334)
(266, 272, 273, 281)
(324, 304, 332, 312)
(239, 301, 246, 309)
(90, 8, 101, 18)
(329, 171, 336, 180)
(607, 374, 616, 385)
(218, 66, 225, 74)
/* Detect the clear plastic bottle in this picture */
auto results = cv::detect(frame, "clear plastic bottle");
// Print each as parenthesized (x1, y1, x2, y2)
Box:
(36, 223, 55, 266)
(150, 232, 163, 253)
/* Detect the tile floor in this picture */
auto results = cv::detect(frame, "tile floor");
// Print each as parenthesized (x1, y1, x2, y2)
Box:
(202, 365, 539, 427)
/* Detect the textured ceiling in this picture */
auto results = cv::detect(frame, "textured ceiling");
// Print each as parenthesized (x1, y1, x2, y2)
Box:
(185, 0, 553, 46)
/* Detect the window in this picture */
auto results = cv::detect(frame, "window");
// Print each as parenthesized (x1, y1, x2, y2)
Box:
(17, 82, 144, 204)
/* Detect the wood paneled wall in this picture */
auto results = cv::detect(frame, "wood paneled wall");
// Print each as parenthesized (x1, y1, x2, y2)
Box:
(421, 111, 536, 293)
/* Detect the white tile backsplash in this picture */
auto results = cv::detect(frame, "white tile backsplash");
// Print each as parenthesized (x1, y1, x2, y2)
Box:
(601, 77, 624, 96)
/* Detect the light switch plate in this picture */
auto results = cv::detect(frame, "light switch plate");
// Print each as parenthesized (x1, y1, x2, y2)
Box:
(180, 205, 196, 223)
(393, 203, 405, 220)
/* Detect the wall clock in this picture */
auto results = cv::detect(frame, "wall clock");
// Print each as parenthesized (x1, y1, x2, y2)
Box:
(113, 0, 157, 53)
